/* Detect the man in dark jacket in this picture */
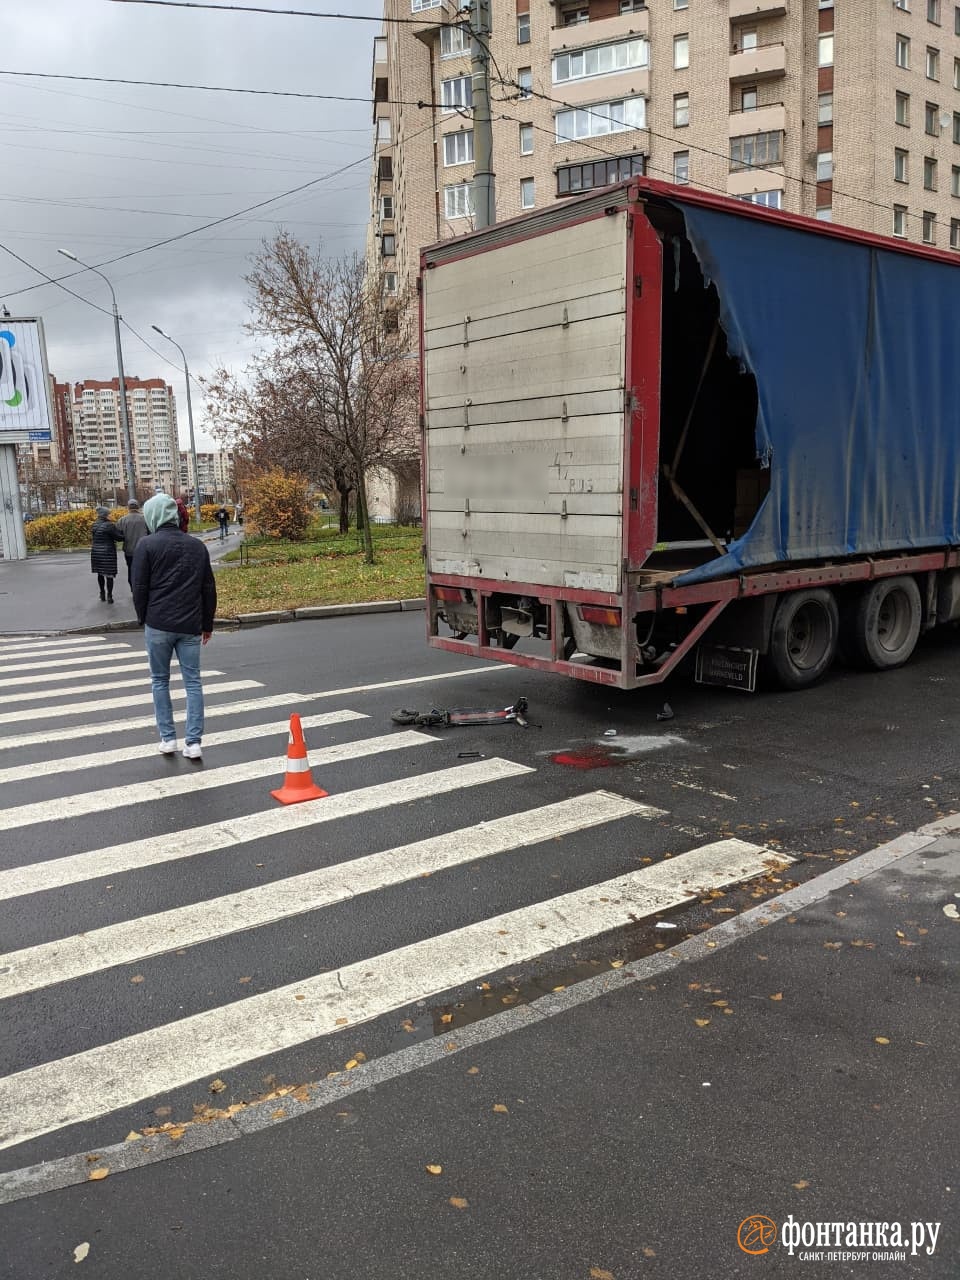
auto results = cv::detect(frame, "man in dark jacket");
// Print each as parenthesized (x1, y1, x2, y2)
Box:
(133, 493, 217, 759)
(116, 499, 149, 590)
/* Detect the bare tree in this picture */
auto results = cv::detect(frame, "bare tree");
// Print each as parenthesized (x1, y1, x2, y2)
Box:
(206, 234, 418, 561)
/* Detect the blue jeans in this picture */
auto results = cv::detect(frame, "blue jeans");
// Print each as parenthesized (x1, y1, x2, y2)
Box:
(144, 626, 204, 745)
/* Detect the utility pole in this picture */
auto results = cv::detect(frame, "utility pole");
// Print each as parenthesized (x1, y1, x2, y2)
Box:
(471, 0, 495, 228)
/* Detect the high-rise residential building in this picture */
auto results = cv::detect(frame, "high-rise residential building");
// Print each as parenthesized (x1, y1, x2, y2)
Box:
(71, 377, 178, 498)
(179, 449, 235, 503)
(368, 0, 960, 320)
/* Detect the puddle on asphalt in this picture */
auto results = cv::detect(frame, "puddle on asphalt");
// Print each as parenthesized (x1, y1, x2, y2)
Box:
(549, 733, 686, 769)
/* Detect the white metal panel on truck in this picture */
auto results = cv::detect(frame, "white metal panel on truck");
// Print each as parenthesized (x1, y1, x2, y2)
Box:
(423, 212, 629, 594)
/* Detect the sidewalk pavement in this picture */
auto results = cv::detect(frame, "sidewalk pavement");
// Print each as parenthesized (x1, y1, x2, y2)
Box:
(1, 828, 955, 1278)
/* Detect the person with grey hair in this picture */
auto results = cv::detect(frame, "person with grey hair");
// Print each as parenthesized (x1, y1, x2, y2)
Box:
(116, 498, 149, 590)
(90, 506, 122, 603)
(133, 493, 217, 758)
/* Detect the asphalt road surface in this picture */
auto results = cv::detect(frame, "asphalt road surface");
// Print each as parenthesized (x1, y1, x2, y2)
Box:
(0, 614, 955, 1278)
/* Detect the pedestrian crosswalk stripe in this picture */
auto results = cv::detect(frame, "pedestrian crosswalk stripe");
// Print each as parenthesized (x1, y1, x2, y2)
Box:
(0, 679, 261, 728)
(0, 792, 654, 999)
(0, 758, 533, 899)
(0, 662, 149, 689)
(0, 649, 137, 674)
(0, 710, 368, 787)
(0, 670, 228, 706)
(0, 637, 111, 654)
(0, 730, 438, 833)
(0, 838, 786, 1150)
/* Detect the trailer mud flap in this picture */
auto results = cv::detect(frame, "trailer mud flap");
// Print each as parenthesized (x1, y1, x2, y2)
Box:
(695, 644, 759, 692)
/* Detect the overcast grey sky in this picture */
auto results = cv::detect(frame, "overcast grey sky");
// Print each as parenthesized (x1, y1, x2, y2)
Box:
(1, 0, 381, 447)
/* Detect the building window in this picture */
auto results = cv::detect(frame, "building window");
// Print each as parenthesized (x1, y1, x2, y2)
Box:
(674, 0, 688, 9)
(893, 204, 908, 236)
(556, 151, 645, 196)
(954, 56, 960, 89)
(441, 76, 472, 111)
(818, 92, 833, 125)
(382, 272, 397, 296)
(953, 165, 960, 196)
(894, 0, 910, 7)
(674, 151, 689, 184)
(895, 148, 909, 182)
(561, 5, 590, 24)
(440, 24, 469, 58)
(923, 210, 936, 242)
(926, 47, 940, 80)
(896, 91, 910, 125)
(925, 101, 939, 134)
(381, 233, 396, 256)
(674, 93, 689, 128)
(520, 123, 534, 155)
(380, 195, 394, 220)
(517, 13, 530, 44)
(815, 208, 833, 221)
(555, 96, 647, 141)
(817, 151, 834, 181)
(741, 190, 782, 208)
(520, 177, 536, 210)
(620, 0, 645, 12)
(730, 130, 783, 171)
(896, 35, 910, 68)
(674, 35, 689, 70)
(518, 67, 533, 99)
(738, 30, 758, 52)
(411, 0, 441, 9)
(552, 39, 649, 84)
(376, 119, 391, 145)
(741, 87, 758, 112)
(444, 183, 474, 220)
(928, 0, 941, 20)
(443, 130, 474, 166)
(818, 34, 834, 67)
(955, 112, 960, 144)
(951, 218, 960, 248)
(956, 3, 960, 32)
(924, 156, 938, 189)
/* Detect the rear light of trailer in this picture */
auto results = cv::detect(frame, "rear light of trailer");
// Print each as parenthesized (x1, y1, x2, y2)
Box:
(434, 586, 468, 603)
(578, 605, 622, 626)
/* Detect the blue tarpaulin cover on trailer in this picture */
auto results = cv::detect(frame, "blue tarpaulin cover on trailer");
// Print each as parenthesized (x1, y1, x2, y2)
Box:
(672, 203, 960, 585)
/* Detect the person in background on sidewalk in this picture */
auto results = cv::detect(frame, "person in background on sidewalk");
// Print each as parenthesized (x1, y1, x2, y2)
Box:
(90, 506, 122, 603)
(116, 499, 149, 590)
(133, 493, 217, 760)
(175, 495, 191, 533)
(216, 504, 230, 540)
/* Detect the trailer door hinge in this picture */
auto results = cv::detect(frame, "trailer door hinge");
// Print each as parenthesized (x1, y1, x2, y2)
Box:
(630, 487, 639, 510)
(634, 274, 643, 298)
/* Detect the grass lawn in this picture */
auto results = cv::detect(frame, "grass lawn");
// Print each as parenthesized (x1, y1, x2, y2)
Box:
(214, 523, 425, 615)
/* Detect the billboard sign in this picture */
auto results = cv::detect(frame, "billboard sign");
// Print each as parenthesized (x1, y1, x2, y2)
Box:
(0, 318, 53, 444)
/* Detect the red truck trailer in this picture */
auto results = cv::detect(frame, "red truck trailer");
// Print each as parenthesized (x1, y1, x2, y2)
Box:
(419, 178, 960, 692)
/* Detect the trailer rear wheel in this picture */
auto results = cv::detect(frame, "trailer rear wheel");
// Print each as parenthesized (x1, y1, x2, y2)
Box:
(766, 589, 839, 690)
(849, 576, 921, 670)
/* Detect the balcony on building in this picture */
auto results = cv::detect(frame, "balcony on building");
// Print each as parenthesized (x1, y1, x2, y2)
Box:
(729, 0, 787, 20)
(730, 40, 786, 82)
(549, 6, 648, 54)
(372, 36, 388, 86)
(726, 168, 785, 198)
(728, 101, 785, 137)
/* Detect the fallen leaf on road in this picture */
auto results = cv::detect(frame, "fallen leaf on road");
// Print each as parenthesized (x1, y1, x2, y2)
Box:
(895, 930, 905, 938)
(793, 1180, 810, 1190)
(823, 941, 842, 950)
(154, 1107, 171, 1118)
(73, 1243, 90, 1263)
(479, 982, 491, 991)
(466, 1066, 480, 1075)
(589, 1269, 614, 1280)
(756, 954, 768, 961)
(875, 1036, 890, 1045)
(769, 993, 783, 1001)
(449, 1197, 469, 1210)
(643, 1248, 657, 1258)
(722, 1008, 734, 1015)
(501, 993, 519, 1005)
(130, 975, 144, 985)
(440, 1013, 453, 1024)
(711, 1000, 728, 1008)
(943, 904, 960, 920)
(444, 1042, 457, 1051)
(271, 1108, 286, 1120)
(552, 985, 565, 992)
(425, 1164, 442, 1176)
(209, 1079, 227, 1094)
(353, 1051, 367, 1063)
(345, 1060, 359, 1071)
(124, 1131, 139, 1142)
(705, 941, 717, 949)
(688, 982, 701, 991)
(87, 1168, 109, 1182)
(610, 959, 625, 969)
(336, 1017, 349, 1026)
(294, 994, 306, 1002)
(694, 1018, 711, 1027)
(492, 1104, 508, 1114)
(238, 977, 251, 984)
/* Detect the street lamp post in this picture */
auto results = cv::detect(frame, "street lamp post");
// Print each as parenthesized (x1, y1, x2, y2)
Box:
(152, 325, 201, 530)
(58, 249, 137, 501)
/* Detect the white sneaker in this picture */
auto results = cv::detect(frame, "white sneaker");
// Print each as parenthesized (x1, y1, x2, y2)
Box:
(183, 742, 203, 760)
(158, 739, 177, 754)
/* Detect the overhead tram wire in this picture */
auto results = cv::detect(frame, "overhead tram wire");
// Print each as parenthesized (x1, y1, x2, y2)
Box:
(108, 0, 465, 26)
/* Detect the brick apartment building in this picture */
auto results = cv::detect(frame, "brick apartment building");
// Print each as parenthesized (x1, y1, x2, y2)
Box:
(368, 0, 960, 314)
(71, 377, 179, 498)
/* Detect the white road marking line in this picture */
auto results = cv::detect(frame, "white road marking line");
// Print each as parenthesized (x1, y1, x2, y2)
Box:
(0, 650, 138, 675)
(0, 666, 502, 744)
(0, 730, 437, 833)
(0, 793, 655, 998)
(0, 839, 784, 1149)
(0, 671, 227, 706)
(0, 758, 532, 899)
(0, 710, 368, 787)
(0, 663, 149, 689)
(0, 637, 111, 654)
(0, 680, 261, 727)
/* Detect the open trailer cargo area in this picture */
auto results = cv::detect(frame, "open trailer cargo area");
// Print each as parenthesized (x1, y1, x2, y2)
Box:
(420, 178, 960, 691)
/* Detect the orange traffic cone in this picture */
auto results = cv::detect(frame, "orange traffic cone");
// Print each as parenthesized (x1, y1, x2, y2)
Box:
(271, 713, 328, 804)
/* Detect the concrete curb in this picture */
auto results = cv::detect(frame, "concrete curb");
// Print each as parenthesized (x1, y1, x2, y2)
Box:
(0, 598, 428, 640)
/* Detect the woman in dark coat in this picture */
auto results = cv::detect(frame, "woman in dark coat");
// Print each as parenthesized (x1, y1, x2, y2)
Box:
(90, 507, 123, 603)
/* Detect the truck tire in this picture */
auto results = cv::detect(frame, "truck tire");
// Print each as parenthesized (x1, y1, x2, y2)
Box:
(765, 589, 839, 690)
(848, 576, 922, 670)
